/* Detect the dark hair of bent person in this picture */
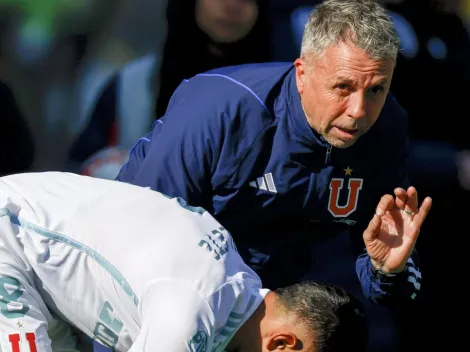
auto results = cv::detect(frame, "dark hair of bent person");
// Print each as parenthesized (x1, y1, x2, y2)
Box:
(274, 281, 368, 352)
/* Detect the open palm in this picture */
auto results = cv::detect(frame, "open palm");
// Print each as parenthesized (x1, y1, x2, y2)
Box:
(363, 187, 432, 274)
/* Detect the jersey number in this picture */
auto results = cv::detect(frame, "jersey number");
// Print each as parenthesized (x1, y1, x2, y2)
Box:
(8, 333, 37, 352)
(93, 301, 123, 350)
(0, 276, 29, 319)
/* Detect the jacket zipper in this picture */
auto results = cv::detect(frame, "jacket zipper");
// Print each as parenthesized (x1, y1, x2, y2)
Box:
(324, 144, 332, 164)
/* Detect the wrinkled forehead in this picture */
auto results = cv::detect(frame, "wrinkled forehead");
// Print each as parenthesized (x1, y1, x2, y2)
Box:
(309, 42, 395, 80)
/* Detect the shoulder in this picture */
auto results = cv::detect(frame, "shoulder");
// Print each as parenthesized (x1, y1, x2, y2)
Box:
(170, 62, 292, 117)
(201, 62, 293, 109)
(161, 63, 292, 141)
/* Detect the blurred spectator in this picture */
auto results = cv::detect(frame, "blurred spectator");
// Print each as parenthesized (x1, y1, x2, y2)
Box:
(379, 0, 470, 297)
(156, 0, 270, 117)
(268, 0, 321, 61)
(66, 0, 272, 179)
(384, 0, 470, 185)
(74, 0, 168, 141)
(0, 0, 125, 171)
(0, 80, 34, 176)
(0, 0, 104, 67)
(371, 1, 469, 351)
(66, 53, 159, 176)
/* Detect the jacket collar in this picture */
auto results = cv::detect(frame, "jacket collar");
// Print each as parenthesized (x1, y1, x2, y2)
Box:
(284, 67, 329, 148)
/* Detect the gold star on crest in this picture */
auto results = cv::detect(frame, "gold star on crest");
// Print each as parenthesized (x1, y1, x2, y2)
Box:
(17, 321, 23, 328)
(343, 166, 353, 176)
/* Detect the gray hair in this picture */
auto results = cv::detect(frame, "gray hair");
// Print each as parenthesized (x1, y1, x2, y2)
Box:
(300, 0, 400, 62)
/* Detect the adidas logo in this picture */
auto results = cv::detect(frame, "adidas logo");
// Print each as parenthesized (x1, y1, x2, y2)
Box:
(249, 173, 277, 193)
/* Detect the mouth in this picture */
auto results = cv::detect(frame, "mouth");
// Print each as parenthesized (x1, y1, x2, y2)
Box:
(333, 126, 359, 139)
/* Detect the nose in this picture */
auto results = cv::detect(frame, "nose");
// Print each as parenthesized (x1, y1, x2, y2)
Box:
(347, 92, 367, 120)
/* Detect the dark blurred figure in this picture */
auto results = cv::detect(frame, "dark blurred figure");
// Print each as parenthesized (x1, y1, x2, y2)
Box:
(386, 0, 470, 259)
(0, 81, 34, 176)
(156, 0, 270, 116)
(386, 0, 470, 176)
(66, 0, 271, 179)
(379, 0, 470, 351)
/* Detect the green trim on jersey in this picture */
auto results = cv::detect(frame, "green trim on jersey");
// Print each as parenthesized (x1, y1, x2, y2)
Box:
(0, 208, 139, 306)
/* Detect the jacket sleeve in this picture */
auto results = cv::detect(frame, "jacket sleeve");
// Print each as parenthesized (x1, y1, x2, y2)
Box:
(115, 79, 227, 211)
(354, 97, 422, 305)
(356, 253, 421, 305)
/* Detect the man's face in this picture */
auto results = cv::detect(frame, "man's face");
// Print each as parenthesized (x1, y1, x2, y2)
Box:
(196, 0, 259, 43)
(295, 42, 395, 148)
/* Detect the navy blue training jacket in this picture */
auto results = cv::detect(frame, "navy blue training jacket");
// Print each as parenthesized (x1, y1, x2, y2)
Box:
(117, 62, 422, 303)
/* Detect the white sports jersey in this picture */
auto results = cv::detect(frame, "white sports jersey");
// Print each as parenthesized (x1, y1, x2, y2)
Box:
(0, 172, 269, 352)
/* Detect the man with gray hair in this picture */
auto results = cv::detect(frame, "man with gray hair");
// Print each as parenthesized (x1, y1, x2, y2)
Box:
(117, 0, 431, 350)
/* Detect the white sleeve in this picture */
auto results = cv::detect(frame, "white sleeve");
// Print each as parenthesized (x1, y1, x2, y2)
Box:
(129, 280, 215, 352)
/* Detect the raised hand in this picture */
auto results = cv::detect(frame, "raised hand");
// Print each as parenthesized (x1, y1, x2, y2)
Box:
(363, 186, 432, 274)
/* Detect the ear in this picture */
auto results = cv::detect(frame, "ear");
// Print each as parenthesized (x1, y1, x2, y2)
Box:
(294, 58, 307, 94)
(266, 333, 298, 351)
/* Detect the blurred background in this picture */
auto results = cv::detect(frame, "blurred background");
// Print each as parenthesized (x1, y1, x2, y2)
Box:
(1, 0, 466, 350)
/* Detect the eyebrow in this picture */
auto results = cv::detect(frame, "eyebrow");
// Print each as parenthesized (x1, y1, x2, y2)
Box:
(372, 78, 389, 86)
(333, 76, 389, 86)
(333, 76, 357, 85)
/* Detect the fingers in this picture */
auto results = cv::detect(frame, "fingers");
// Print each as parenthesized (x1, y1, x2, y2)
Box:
(394, 186, 418, 214)
(376, 187, 429, 222)
(405, 186, 418, 214)
(394, 187, 407, 210)
(412, 196, 433, 228)
(363, 214, 382, 242)
(375, 194, 395, 216)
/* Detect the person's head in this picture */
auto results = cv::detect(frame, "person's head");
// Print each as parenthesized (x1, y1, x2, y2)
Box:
(227, 281, 368, 352)
(195, 0, 259, 44)
(294, 0, 400, 148)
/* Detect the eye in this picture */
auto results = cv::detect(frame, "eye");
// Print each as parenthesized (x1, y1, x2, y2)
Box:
(370, 85, 384, 94)
(336, 83, 349, 90)
(334, 83, 351, 96)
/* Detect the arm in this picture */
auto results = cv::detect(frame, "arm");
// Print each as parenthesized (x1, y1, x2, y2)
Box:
(115, 109, 219, 209)
(354, 97, 426, 305)
(129, 280, 214, 352)
(355, 187, 423, 305)
(116, 78, 236, 211)
(114, 128, 154, 183)
(356, 251, 421, 304)
(356, 186, 430, 305)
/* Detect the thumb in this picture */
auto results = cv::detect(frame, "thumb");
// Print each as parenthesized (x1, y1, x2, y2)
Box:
(363, 214, 381, 243)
